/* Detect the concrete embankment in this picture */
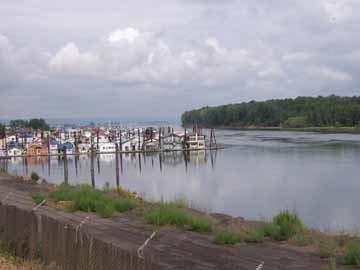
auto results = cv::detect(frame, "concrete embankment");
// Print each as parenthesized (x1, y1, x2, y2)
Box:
(0, 173, 325, 270)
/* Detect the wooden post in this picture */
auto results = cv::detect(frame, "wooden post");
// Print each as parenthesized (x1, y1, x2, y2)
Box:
(47, 134, 50, 155)
(115, 143, 120, 188)
(137, 129, 141, 150)
(158, 127, 162, 150)
(90, 136, 95, 187)
(63, 149, 69, 185)
(138, 153, 142, 173)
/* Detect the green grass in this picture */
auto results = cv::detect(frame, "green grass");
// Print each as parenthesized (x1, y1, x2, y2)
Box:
(264, 210, 306, 241)
(244, 228, 265, 243)
(32, 184, 134, 218)
(213, 230, 242, 245)
(144, 203, 212, 233)
(31, 193, 46, 205)
(344, 241, 360, 266)
(315, 237, 337, 259)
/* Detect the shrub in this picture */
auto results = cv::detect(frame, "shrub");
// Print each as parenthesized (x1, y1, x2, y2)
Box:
(269, 211, 305, 241)
(213, 230, 242, 245)
(145, 203, 212, 233)
(30, 172, 40, 182)
(244, 228, 265, 243)
(344, 241, 360, 266)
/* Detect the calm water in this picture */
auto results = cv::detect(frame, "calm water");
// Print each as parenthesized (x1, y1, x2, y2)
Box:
(2, 129, 360, 232)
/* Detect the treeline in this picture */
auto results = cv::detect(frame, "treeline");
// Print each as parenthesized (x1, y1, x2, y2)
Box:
(181, 95, 360, 128)
(9, 118, 50, 131)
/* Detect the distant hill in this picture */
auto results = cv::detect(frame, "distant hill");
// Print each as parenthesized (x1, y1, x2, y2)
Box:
(181, 95, 360, 128)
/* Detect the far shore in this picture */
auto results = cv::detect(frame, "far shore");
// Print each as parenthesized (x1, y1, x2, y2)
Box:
(208, 126, 360, 134)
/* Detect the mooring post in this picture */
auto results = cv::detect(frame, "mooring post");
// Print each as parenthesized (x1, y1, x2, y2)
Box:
(115, 143, 120, 188)
(63, 149, 69, 185)
(90, 138, 95, 187)
(137, 129, 141, 150)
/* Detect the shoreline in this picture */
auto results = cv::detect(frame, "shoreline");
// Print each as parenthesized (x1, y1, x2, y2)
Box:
(208, 126, 360, 134)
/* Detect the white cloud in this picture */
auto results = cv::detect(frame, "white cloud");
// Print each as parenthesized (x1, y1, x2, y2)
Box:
(311, 66, 352, 81)
(49, 43, 100, 76)
(258, 64, 285, 79)
(282, 52, 311, 62)
(108, 27, 140, 43)
(49, 28, 261, 86)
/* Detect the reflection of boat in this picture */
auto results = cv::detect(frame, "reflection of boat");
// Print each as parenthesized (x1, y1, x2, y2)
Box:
(27, 156, 48, 165)
(99, 154, 116, 162)
(189, 150, 206, 163)
(161, 152, 184, 166)
(7, 147, 24, 157)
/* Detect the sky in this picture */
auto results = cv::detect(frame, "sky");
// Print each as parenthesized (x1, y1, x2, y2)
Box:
(0, 0, 359, 121)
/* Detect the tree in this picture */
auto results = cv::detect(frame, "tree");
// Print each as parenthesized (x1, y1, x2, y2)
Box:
(181, 95, 360, 128)
(0, 123, 5, 139)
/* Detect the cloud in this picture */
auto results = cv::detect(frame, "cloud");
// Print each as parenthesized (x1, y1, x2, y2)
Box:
(108, 27, 140, 43)
(310, 66, 352, 81)
(49, 28, 261, 86)
(49, 43, 100, 76)
(282, 52, 311, 62)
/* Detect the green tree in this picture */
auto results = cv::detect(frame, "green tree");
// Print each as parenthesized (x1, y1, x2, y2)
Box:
(0, 123, 5, 139)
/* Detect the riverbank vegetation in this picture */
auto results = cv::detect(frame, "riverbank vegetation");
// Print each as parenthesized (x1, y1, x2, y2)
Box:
(30, 182, 360, 267)
(182, 95, 360, 130)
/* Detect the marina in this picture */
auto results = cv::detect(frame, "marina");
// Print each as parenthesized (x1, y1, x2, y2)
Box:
(0, 125, 220, 158)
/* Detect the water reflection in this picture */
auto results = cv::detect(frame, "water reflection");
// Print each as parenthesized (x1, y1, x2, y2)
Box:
(2, 129, 360, 232)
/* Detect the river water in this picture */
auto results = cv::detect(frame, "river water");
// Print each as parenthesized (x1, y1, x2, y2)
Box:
(1, 129, 360, 232)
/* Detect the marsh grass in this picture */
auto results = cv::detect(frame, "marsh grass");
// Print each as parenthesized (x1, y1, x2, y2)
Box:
(31, 193, 46, 205)
(32, 184, 134, 218)
(344, 241, 360, 266)
(244, 228, 265, 243)
(315, 237, 338, 258)
(213, 230, 243, 245)
(264, 210, 305, 241)
(144, 203, 212, 233)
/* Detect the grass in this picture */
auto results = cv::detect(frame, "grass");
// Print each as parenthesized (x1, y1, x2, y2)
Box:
(315, 237, 337, 259)
(0, 241, 43, 269)
(244, 228, 265, 243)
(322, 257, 337, 270)
(264, 210, 305, 241)
(33, 184, 135, 218)
(144, 203, 212, 233)
(213, 230, 242, 245)
(344, 241, 360, 266)
(31, 193, 46, 205)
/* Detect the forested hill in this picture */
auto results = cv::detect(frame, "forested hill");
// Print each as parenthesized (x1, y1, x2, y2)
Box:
(181, 96, 360, 128)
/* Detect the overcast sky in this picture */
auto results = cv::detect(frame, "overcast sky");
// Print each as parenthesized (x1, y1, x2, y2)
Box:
(0, 0, 359, 120)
